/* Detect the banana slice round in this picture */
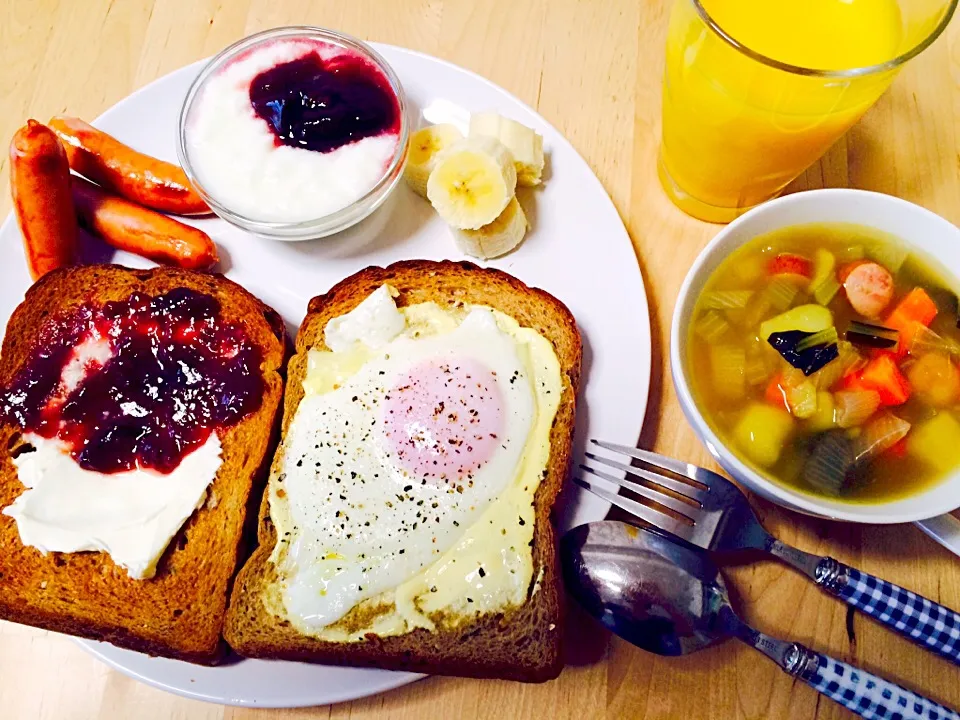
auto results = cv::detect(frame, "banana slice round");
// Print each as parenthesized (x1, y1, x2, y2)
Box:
(427, 136, 517, 230)
(403, 124, 464, 198)
(451, 196, 528, 259)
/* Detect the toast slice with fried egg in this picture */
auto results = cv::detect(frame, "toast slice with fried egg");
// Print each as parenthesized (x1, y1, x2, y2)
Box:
(224, 260, 581, 682)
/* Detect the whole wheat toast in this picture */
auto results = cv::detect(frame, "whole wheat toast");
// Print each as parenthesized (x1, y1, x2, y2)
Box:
(0, 265, 285, 665)
(224, 260, 582, 682)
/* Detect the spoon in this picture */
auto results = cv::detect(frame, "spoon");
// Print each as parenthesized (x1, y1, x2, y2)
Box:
(561, 521, 958, 720)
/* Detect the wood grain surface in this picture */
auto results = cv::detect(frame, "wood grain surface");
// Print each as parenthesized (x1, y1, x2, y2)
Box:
(0, 1, 958, 718)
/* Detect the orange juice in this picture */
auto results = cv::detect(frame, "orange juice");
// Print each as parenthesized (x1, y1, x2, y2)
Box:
(659, 0, 905, 222)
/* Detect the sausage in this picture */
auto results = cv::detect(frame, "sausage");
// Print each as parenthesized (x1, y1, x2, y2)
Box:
(72, 177, 218, 270)
(48, 116, 210, 216)
(843, 261, 894, 319)
(838, 259, 869, 284)
(9, 120, 78, 280)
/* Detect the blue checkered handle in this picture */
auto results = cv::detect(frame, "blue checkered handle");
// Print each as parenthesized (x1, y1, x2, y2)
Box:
(817, 561, 960, 665)
(798, 650, 958, 720)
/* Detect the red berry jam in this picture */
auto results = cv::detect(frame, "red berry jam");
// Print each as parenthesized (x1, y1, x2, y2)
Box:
(249, 50, 401, 154)
(0, 289, 264, 474)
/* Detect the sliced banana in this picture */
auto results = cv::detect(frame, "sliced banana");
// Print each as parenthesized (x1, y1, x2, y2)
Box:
(403, 124, 464, 198)
(426, 136, 517, 230)
(469, 112, 544, 187)
(451, 196, 528, 259)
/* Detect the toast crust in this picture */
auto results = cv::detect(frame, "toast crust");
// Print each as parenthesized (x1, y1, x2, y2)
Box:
(0, 265, 285, 665)
(224, 260, 582, 682)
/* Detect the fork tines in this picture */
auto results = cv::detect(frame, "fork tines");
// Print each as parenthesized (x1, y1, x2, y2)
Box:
(575, 440, 710, 541)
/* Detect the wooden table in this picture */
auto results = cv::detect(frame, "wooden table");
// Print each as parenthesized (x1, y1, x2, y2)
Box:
(1, 1, 958, 718)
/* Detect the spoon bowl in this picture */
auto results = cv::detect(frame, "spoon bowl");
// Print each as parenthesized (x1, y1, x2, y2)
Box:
(560, 520, 725, 655)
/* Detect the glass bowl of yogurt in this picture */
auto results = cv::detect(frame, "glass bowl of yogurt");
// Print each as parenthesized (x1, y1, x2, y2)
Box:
(178, 26, 409, 241)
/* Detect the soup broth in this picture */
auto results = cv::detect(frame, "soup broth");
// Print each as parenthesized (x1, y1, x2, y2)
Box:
(689, 223, 960, 503)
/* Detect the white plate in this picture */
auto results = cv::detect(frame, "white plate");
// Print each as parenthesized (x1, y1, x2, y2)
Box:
(0, 44, 651, 707)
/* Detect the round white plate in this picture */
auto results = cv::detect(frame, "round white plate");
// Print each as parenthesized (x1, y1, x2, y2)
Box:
(0, 44, 651, 707)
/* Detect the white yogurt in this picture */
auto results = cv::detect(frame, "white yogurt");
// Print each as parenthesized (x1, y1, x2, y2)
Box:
(185, 39, 401, 223)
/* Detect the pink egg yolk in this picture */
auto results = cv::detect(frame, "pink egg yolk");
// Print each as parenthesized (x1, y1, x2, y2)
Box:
(383, 358, 505, 483)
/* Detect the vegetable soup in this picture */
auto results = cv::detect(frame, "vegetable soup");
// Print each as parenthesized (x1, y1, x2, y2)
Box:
(688, 223, 960, 503)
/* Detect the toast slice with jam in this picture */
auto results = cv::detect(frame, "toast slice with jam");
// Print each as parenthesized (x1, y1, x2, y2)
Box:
(0, 265, 285, 665)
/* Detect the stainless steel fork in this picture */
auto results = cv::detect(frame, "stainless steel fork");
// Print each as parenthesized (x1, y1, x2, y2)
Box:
(576, 439, 960, 666)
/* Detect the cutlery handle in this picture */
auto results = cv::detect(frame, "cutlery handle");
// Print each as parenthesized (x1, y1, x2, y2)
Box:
(788, 645, 959, 720)
(817, 559, 960, 665)
(729, 611, 957, 719)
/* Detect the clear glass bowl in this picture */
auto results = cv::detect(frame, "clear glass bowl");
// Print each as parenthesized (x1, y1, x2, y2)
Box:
(177, 26, 409, 242)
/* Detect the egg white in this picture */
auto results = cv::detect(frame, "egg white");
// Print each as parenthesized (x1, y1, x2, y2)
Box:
(275, 308, 536, 630)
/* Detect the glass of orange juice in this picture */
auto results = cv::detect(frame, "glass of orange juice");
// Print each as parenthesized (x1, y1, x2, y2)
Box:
(659, 0, 957, 223)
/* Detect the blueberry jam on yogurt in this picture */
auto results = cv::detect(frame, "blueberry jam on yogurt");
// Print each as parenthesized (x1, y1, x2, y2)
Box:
(184, 35, 403, 224)
(250, 52, 400, 153)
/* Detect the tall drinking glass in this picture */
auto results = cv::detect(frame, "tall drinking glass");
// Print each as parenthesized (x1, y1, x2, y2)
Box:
(659, 0, 957, 223)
